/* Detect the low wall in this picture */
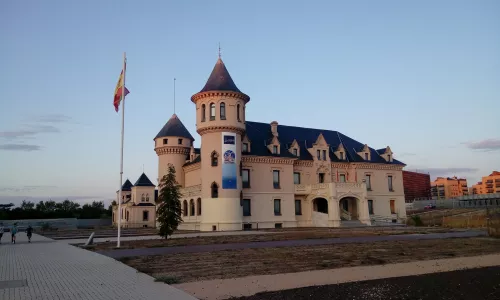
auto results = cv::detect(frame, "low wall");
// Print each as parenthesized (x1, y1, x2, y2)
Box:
(0, 218, 112, 230)
(488, 209, 500, 238)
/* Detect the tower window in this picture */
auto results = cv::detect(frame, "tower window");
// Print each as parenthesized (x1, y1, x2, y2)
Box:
(210, 103, 216, 120)
(211, 182, 219, 198)
(163, 138, 168, 145)
(201, 104, 206, 122)
(178, 138, 183, 145)
(211, 151, 218, 166)
(237, 104, 241, 122)
(220, 102, 226, 120)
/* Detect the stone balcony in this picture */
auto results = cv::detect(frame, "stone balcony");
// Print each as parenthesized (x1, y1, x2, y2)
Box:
(294, 182, 367, 198)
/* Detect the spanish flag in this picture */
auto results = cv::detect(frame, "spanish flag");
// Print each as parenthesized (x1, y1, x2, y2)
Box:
(113, 61, 130, 112)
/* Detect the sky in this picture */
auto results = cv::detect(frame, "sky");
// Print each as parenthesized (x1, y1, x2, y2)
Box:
(0, 1, 499, 206)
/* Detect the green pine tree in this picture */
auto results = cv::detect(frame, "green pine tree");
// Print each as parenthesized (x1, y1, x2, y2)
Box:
(156, 164, 183, 238)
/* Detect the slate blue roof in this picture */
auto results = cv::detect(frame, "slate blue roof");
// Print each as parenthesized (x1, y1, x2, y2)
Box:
(244, 121, 405, 165)
(121, 179, 133, 191)
(183, 148, 201, 166)
(155, 114, 194, 141)
(199, 58, 243, 93)
(134, 173, 155, 187)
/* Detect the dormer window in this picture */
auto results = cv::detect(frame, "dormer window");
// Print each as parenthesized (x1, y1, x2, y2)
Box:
(163, 138, 168, 145)
(387, 154, 391, 161)
(322, 150, 327, 161)
(365, 153, 369, 160)
(293, 148, 298, 156)
(340, 152, 344, 160)
(273, 145, 278, 154)
(317, 150, 321, 160)
(242, 143, 249, 153)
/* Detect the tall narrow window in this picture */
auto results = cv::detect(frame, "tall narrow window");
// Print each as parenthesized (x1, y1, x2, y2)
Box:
(273, 170, 280, 189)
(272, 145, 278, 154)
(322, 150, 327, 161)
(243, 199, 251, 216)
(190, 199, 195, 216)
(388, 175, 394, 191)
(340, 174, 346, 182)
(368, 200, 374, 215)
(201, 104, 206, 122)
(141, 194, 145, 202)
(365, 153, 369, 160)
(293, 172, 301, 184)
(365, 174, 372, 190)
(183, 200, 188, 216)
(293, 148, 298, 156)
(242, 169, 250, 188)
(211, 182, 219, 198)
(340, 152, 344, 160)
(295, 199, 302, 215)
(211, 151, 218, 166)
(145, 194, 149, 201)
(197, 198, 201, 215)
(390, 200, 395, 214)
(237, 104, 241, 121)
(143, 210, 149, 221)
(242, 143, 249, 153)
(220, 102, 226, 120)
(210, 103, 216, 120)
(319, 173, 325, 183)
(317, 150, 321, 160)
(274, 199, 281, 215)
(387, 154, 391, 161)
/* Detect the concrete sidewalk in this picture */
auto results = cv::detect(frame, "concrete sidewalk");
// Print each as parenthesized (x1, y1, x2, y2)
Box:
(0, 233, 197, 300)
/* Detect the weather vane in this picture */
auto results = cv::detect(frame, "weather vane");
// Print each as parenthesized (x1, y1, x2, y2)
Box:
(218, 42, 221, 58)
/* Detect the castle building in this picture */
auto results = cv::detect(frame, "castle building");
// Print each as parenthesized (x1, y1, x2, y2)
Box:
(114, 57, 408, 230)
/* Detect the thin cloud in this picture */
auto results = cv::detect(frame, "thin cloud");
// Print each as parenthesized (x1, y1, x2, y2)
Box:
(463, 138, 500, 151)
(0, 113, 71, 140)
(0, 144, 41, 151)
(0, 185, 57, 193)
(410, 167, 479, 179)
(397, 152, 417, 157)
(34, 114, 72, 123)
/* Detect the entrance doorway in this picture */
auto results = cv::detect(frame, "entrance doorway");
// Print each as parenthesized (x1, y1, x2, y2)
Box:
(339, 197, 359, 220)
(313, 198, 328, 214)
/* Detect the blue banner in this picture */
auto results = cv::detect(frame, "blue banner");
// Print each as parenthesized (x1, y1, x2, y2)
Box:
(222, 132, 237, 189)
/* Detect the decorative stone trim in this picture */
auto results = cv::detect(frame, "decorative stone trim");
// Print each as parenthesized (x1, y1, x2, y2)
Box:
(191, 91, 250, 103)
(242, 156, 295, 165)
(294, 160, 313, 167)
(180, 184, 202, 197)
(331, 162, 403, 171)
(197, 126, 245, 136)
(155, 146, 190, 155)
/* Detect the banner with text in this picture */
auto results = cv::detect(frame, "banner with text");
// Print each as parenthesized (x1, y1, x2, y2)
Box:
(222, 132, 237, 189)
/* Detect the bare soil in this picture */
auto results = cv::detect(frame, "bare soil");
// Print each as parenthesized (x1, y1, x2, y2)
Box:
(120, 237, 500, 284)
(91, 227, 457, 251)
(39, 228, 196, 239)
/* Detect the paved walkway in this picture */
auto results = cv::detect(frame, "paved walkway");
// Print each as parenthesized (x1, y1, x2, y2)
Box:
(174, 253, 500, 300)
(59, 230, 273, 245)
(97, 230, 487, 259)
(0, 233, 197, 300)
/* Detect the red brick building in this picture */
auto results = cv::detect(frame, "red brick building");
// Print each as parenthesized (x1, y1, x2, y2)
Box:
(403, 170, 431, 202)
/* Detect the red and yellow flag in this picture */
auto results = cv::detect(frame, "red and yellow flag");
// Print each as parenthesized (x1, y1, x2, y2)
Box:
(113, 62, 130, 112)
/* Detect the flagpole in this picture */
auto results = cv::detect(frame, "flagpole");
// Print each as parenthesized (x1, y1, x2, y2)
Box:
(117, 52, 126, 248)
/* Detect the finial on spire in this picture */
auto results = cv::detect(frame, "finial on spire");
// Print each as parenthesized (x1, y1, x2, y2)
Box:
(218, 42, 221, 59)
(173, 77, 176, 114)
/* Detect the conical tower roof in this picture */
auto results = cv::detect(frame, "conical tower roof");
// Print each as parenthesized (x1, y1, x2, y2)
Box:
(155, 114, 194, 141)
(121, 179, 133, 191)
(199, 58, 242, 93)
(134, 173, 155, 187)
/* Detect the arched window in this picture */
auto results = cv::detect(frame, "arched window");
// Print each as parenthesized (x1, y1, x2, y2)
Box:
(125, 210, 129, 221)
(183, 200, 188, 216)
(237, 104, 241, 121)
(197, 198, 201, 215)
(190, 199, 195, 216)
(210, 103, 216, 120)
(201, 104, 206, 122)
(211, 182, 219, 198)
(220, 102, 226, 120)
(211, 151, 218, 167)
(145, 194, 149, 202)
(141, 194, 145, 202)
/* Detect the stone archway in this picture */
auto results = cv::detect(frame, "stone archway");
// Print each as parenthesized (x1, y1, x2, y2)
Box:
(339, 197, 359, 220)
(313, 198, 328, 214)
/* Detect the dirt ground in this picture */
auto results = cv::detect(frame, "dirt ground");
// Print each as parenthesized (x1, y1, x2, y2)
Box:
(90, 227, 457, 251)
(120, 237, 500, 284)
(39, 228, 196, 239)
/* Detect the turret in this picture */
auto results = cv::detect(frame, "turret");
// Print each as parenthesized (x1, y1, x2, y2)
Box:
(190, 57, 250, 231)
(154, 114, 194, 187)
(131, 173, 155, 204)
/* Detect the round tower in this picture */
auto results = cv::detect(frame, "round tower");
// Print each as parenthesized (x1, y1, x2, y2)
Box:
(154, 114, 194, 187)
(191, 57, 250, 231)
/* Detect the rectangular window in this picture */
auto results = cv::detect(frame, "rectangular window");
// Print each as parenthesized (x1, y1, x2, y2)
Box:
(272, 145, 278, 154)
(243, 199, 251, 216)
(210, 104, 216, 120)
(340, 174, 346, 182)
(368, 200, 374, 215)
(388, 175, 394, 191)
(163, 138, 168, 145)
(295, 199, 302, 215)
(322, 150, 327, 161)
(340, 152, 344, 160)
(319, 173, 325, 183)
(242, 143, 248, 153)
(178, 138, 183, 145)
(274, 199, 281, 215)
(143, 211, 149, 221)
(242, 169, 250, 188)
(387, 154, 391, 161)
(365, 174, 371, 190)
(293, 148, 298, 156)
(390, 200, 395, 214)
(293, 172, 301, 184)
(275, 223, 283, 229)
(365, 153, 369, 160)
(273, 170, 280, 189)
(317, 149, 321, 160)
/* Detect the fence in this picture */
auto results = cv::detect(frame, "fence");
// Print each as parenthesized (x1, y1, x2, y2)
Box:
(411, 197, 500, 210)
(488, 208, 500, 238)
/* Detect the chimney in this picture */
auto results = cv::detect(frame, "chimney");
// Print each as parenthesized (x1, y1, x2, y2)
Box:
(270, 121, 278, 137)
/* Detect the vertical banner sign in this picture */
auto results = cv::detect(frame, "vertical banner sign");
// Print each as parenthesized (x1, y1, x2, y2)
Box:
(222, 132, 237, 189)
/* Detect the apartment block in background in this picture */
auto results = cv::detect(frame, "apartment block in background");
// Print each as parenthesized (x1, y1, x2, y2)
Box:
(403, 170, 431, 202)
(472, 171, 500, 195)
(431, 176, 469, 199)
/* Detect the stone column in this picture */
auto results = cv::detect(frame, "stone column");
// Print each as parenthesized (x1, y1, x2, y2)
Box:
(358, 197, 372, 226)
(328, 196, 341, 227)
